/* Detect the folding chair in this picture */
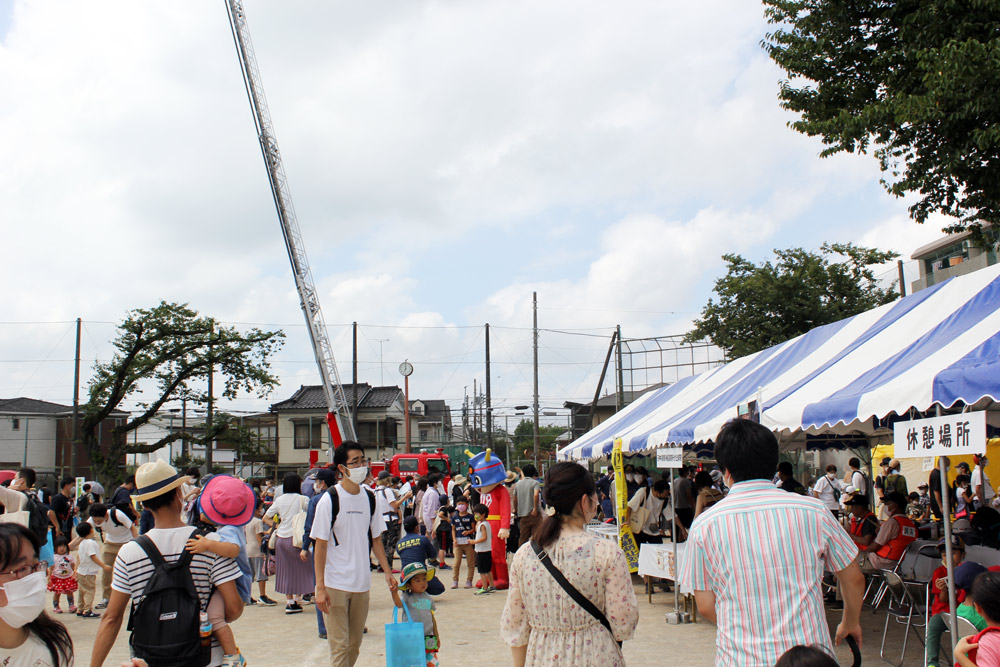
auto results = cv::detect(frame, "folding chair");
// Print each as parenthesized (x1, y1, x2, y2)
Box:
(863, 552, 906, 611)
(934, 612, 980, 666)
(880, 570, 927, 667)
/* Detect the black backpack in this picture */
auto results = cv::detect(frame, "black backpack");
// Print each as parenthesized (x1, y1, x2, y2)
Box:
(326, 486, 376, 548)
(21, 491, 49, 544)
(127, 529, 210, 667)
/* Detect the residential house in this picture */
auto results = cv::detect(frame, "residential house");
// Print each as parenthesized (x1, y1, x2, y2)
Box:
(269, 383, 406, 475)
(1, 397, 127, 481)
(910, 227, 999, 293)
(408, 399, 453, 447)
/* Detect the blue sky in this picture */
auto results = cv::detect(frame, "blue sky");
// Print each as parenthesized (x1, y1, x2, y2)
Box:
(0, 1, 946, 422)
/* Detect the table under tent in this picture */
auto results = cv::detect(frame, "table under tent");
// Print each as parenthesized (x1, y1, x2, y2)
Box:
(558, 262, 1000, 662)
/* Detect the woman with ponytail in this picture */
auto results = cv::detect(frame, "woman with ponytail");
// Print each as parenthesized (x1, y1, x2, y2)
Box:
(500, 462, 638, 666)
(0, 523, 73, 666)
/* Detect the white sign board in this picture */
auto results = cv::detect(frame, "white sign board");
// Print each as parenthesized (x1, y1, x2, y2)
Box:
(656, 446, 684, 469)
(893, 411, 987, 459)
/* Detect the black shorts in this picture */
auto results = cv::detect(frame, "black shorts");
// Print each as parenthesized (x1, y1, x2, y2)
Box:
(475, 551, 492, 574)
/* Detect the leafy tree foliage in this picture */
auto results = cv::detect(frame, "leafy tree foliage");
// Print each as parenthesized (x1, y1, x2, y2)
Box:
(762, 1, 1000, 240)
(512, 419, 566, 457)
(81, 302, 284, 484)
(684, 243, 899, 358)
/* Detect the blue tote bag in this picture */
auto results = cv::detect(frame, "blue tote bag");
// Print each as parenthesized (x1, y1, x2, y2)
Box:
(385, 597, 425, 667)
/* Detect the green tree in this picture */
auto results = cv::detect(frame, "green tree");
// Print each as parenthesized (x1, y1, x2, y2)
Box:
(512, 419, 566, 458)
(762, 1, 1000, 240)
(80, 302, 284, 484)
(684, 243, 899, 358)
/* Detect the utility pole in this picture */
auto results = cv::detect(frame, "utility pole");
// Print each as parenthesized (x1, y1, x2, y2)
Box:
(182, 398, 188, 460)
(205, 322, 215, 472)
(897, 259, 907, 298)
(615, 324, 624, 412)
(70, 317, 82, 476)
(472, 378, 477, 448)
(485, 323, 492, 449)
(352, 322, 359, 436)
(533, 292, 540, 469)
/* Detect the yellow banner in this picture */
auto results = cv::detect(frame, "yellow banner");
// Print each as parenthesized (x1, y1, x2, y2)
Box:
(612, 438, 639, 573)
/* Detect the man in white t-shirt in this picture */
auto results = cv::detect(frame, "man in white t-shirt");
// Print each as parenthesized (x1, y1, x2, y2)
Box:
(847, 457, 868, 497)
(972, 453, 995, 509)
(812, 464, 844, 517)
(89, 460, 243, 667)
(87, 502, 138, 606)
(311, 441, 397, 667)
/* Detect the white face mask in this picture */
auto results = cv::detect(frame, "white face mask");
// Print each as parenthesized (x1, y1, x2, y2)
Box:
(347, 466, 368, 485)
(0, 571, 47, 628)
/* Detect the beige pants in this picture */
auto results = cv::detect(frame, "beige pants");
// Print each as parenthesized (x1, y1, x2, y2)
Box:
(77, 574, 97, 614)
(323, 587, 370, 667)
(452, 543, 476, 583)
(102, 541, 124, 601)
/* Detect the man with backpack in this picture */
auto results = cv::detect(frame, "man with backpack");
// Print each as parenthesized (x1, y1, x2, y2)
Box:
(110, 474, 139, 521)
(311, 441, 397, 667)
(0, 468, 50, 547)
(88, 502, 139, 609)
(89, 459, 243, 667)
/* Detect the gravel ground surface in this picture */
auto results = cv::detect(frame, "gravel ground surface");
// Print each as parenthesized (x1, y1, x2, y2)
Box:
(67, 571, 925, 666)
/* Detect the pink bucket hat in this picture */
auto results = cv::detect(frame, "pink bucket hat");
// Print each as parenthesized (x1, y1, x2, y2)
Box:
(199, 475, 256, 527)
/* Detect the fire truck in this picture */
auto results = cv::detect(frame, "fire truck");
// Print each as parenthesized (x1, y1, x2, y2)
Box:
(369, 449, 452, 484)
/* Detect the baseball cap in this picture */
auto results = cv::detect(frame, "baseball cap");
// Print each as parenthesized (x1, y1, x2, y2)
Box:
(315, 468, 337, 486)
(377, 470, 391, 480)
(956, 461, 971, 471)
(938, 534, 967, 552)
(844, 494, 869, 507)
(955, 561, 987, 592)
(880, 457, 892, 466)
(888, 458, 900, 469)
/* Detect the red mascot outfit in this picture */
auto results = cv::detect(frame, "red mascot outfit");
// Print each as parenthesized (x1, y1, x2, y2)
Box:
(467, 449, 511, 589)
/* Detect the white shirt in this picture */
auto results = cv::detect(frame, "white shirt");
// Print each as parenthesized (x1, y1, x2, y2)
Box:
(263, 492, 307, 539)
(90, 508, 134, 543)
(972, 466, 995, 502)
(628, 487, 666, 535)
(375, 487, 397, 519)
(812, 475, 842, 511)
(1, 632, 55, 667)
(850, 470, 867, 497)
(77, 538, 102, 576)
(309, 484, 386, 593)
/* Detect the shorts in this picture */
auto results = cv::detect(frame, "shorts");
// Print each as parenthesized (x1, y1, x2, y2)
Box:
(249, 556, 268, 582)
(475, 551, 492, 574)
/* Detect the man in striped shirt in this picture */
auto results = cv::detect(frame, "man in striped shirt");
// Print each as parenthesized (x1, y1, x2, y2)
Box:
(679, 420, 865, 666)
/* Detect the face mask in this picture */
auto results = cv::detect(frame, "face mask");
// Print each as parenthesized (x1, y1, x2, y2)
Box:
(626, 474, 635, 482)
(347, 466, 368, 484)
(0, 571, 47, 628)
(827, 473, 836, 479)
(457, 504, 467, 512)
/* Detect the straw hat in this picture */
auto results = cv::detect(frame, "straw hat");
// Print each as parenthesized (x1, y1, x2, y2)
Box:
(452, 474, 468, 488)
(134, 460, 191, 502)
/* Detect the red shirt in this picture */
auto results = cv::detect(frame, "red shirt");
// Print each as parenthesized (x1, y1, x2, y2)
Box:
(930, 564, 966, 616)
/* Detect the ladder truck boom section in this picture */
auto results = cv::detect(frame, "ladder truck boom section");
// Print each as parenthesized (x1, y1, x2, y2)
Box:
(224, 0, 355, 456)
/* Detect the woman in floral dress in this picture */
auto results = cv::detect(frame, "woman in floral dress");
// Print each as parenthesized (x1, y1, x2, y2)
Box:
(501, 462, 639, 666)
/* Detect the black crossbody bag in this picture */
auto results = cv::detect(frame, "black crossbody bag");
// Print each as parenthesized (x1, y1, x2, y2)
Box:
(529, 540, 622, 648)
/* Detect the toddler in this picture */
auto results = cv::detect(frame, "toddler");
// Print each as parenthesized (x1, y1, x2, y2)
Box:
(185, 475, 255, 667)
(74, 522, 108, 617)
(470, 503, 494, 595)
(46, 536, 77, 613)
(450, 501, 476, 589)
(955, 570, 1000, 667)
(391, 562, 440, 667)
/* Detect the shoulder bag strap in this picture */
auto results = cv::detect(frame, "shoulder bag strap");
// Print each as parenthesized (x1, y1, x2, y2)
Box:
(530, 540, 620, 645)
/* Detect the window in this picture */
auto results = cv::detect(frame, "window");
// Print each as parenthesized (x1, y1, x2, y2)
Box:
(10, 418, 19, 431)
(397, 458, 419, 472)
(294, 422, 323, 449)
(426, 459, 446, 474)
(419, 429, 429, 442)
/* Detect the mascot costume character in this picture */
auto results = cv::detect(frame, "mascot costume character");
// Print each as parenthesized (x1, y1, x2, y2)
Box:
(466, 449, 511, 589)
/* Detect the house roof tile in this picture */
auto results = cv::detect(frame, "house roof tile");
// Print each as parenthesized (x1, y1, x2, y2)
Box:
(0, 397, 72, 415)
(270, 384, 403, 412)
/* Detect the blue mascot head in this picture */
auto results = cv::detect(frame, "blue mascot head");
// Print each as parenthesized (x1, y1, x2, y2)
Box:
(466, 449, 506, 489)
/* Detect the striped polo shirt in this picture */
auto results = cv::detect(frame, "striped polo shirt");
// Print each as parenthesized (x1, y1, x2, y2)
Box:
(679, 479, 858, 666)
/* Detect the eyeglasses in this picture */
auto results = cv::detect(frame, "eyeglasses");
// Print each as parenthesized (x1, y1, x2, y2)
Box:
(0, 561, 43, 581)
(345, 457, 368, 468)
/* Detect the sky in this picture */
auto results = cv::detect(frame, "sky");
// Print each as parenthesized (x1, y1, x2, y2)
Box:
(0, 0, 949, 430)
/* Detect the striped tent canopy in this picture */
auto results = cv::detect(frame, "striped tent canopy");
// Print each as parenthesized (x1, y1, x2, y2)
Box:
(558, 263, 1000, 462)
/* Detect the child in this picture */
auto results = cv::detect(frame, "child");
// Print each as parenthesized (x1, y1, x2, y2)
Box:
(434, 499, 452, 569)
(927, 561, 988, 667)
(450, 500, 476, 589)
(391, 562, 440, 667)
(185, 475, 255, 667)
(74, 522, 107, 618)
(774, 645, 838, 667)
(46, 536, 77, 613)
(955, 570, 1000, 667)
(244, 501, 275, 605)
(470, 503, 494, 595)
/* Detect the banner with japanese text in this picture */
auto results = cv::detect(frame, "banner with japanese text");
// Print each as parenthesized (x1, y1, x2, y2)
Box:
(892, 411, 986, 459)
(612, 438, 639, 573)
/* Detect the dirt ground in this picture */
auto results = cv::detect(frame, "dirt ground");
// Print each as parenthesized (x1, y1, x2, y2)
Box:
(66, 570, 928, 666)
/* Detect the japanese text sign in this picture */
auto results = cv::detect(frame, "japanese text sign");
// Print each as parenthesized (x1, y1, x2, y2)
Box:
(893, 411, 986, 459)
(612, 438, 639, 573)
(656, 446, 684, 469)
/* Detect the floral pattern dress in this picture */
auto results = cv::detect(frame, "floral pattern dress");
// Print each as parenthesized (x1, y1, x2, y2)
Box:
(500, 530, 639, 665)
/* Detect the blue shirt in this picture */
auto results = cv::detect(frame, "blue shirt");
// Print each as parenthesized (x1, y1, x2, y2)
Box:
(396, 531, 437, 568)
(301, 492, 325, 551)
(217, 525, 251, 603)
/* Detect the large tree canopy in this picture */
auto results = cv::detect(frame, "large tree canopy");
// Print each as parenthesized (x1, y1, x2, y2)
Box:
(81, 302, 284, 483)
(762, 1, 1000, 240)
(684, 243, 899, 359)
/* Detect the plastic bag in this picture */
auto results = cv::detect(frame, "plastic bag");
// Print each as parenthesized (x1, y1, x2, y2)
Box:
(385, 597, 425, 667)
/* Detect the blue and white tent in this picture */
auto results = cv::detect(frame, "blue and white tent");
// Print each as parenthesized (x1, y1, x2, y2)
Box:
(558, 263, 1000, 462)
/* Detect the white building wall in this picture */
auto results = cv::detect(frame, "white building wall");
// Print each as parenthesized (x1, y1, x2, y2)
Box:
(0, 416, 58, 470)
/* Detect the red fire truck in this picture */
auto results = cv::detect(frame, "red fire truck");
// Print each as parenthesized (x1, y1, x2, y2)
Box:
(369, 449, 452, 484)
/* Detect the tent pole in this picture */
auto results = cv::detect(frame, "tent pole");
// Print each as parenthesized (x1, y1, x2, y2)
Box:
(936, 405, 959, 658)
(672, 465, 679, 614)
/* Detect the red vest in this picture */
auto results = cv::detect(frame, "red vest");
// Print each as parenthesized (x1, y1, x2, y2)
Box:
(875, 515, 917, 560)
(849, 511, 875, 536)
(967, 626, 1000, 664)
